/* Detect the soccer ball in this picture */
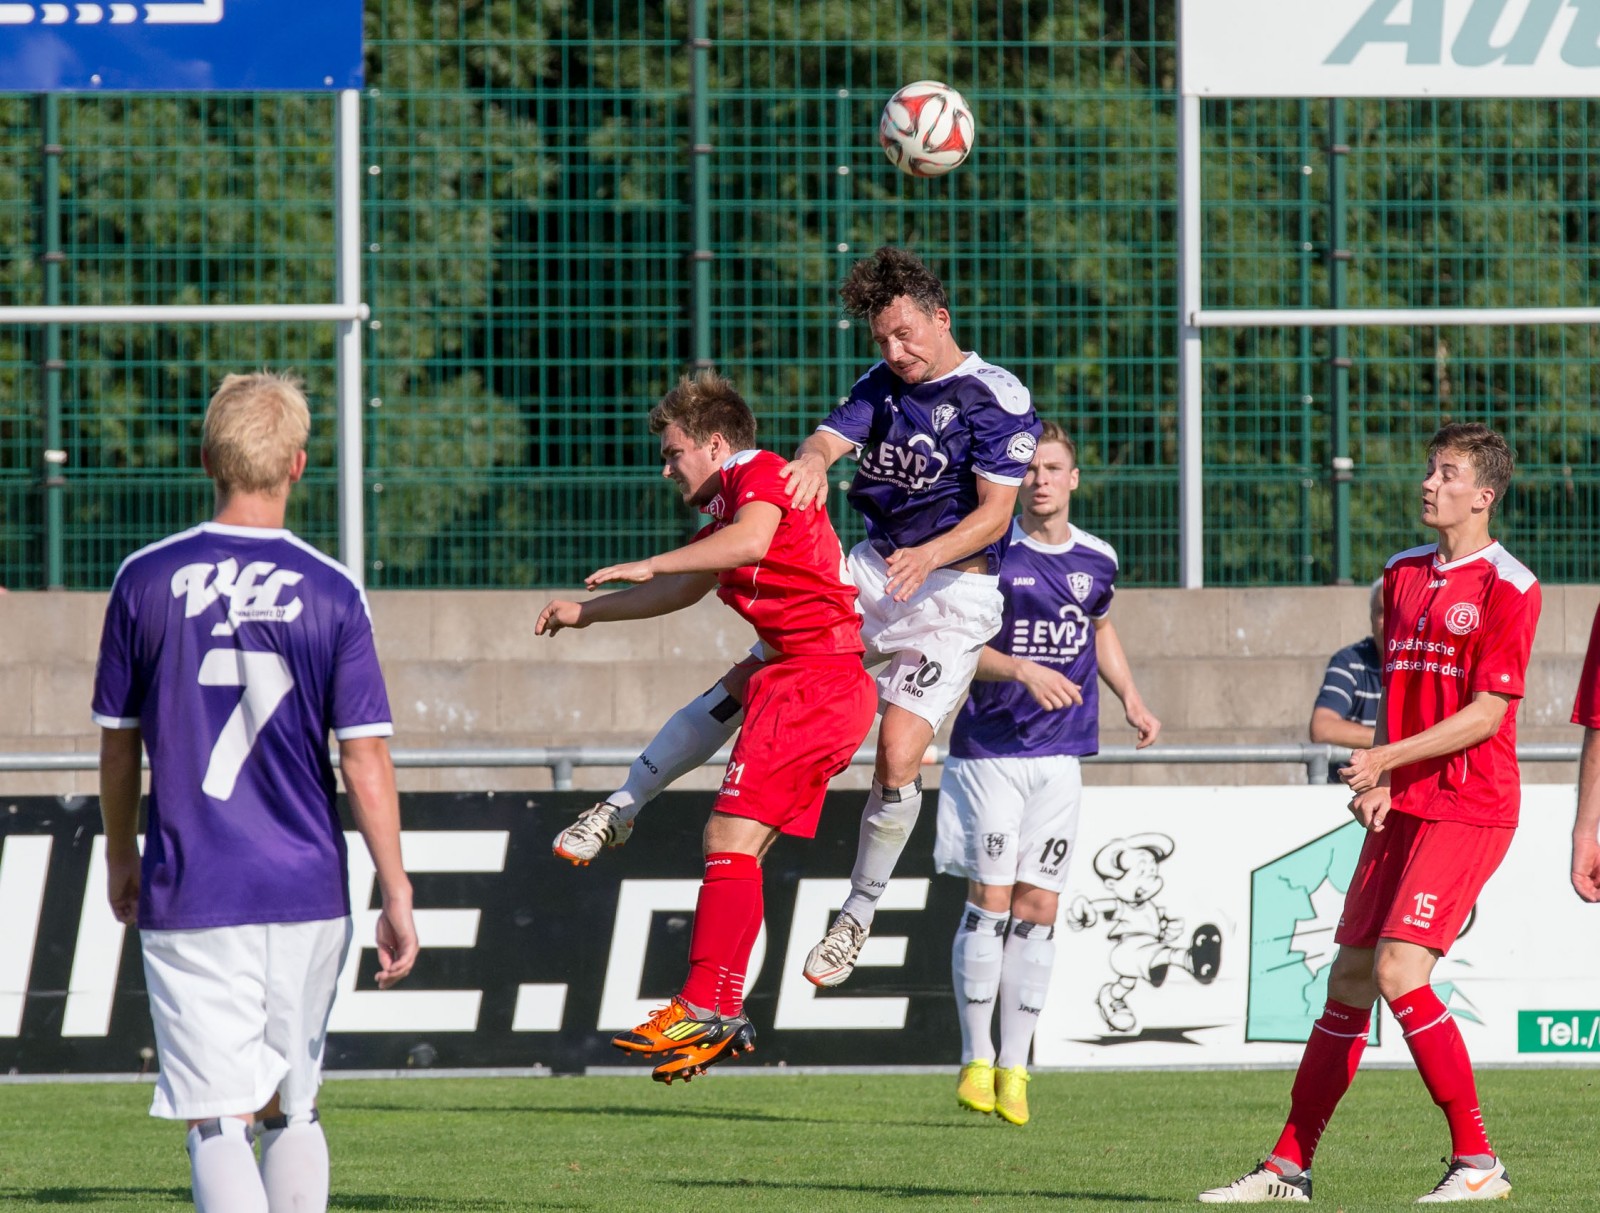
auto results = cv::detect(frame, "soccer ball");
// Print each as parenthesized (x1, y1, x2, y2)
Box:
(878, 81, 975, 178)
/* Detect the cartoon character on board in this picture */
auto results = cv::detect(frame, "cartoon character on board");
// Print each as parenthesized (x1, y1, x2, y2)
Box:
(1066, 833, 1223, 1034)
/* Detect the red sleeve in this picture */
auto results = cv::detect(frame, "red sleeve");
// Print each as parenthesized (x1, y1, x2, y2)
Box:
(1470, 576, 1539, 699)
(1572, 604, 1600, 726)
(723, 453, 791, 516)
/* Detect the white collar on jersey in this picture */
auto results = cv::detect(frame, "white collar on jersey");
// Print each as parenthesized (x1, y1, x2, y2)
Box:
(1432, 540, 1502, 572)
(1011, 518, 1080, 555)
(200, 520, 291, 539)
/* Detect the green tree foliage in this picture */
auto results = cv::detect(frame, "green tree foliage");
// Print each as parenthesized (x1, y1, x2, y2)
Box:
(2, 0, 1598, 588)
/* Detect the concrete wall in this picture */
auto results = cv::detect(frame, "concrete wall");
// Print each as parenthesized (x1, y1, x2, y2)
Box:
(3, 585, 1592, 797)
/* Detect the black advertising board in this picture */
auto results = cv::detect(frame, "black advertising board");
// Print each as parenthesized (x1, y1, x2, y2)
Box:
(1, 791, 966, 1074)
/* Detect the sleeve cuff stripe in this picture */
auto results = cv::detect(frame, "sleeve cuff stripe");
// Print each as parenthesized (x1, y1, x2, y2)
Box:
(335, 723, 394, 740)
(976, 469, 1024, 485)
(92, 713, 140, 729)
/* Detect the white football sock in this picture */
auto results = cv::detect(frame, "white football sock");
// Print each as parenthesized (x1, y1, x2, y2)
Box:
(187, 1118, 267, 1213)
(952, 901, 1009, 1064)
(997, 919, 1056, 1070)
(258, 1110, 330, 1213)
(839, 778, 924, 928)
(608, 682, 744, 816)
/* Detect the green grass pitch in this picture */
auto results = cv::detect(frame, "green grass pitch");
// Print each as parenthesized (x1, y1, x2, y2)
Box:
(1, 1068, 1593, 1210)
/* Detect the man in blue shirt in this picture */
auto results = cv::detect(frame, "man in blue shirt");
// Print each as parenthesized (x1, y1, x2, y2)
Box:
(1308, 579, 1384, 781)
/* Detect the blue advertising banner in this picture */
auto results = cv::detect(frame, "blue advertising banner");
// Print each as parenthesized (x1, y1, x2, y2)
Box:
(0, 0, 361, 92)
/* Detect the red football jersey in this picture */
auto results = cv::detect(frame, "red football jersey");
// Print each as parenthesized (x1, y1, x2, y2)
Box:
(1382, 541, 1541, 827)
(692, 449, 864, 658)
(1571, 604, 1600, 728)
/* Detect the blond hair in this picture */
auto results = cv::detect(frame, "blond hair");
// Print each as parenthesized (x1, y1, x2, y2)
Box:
(202, 371, 311, 495)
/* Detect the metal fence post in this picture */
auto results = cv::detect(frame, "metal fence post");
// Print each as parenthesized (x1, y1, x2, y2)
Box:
(38, 94, 65, 590)
(687, 0, 713, 370)
(1327, 99, 1353, 585)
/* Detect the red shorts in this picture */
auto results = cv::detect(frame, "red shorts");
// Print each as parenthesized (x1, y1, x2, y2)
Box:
(713, 654, 877, 839)
(1334, 811, 1514, 953)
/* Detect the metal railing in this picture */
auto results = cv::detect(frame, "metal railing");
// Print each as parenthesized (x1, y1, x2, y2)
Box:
(1, 742, 1583, 788)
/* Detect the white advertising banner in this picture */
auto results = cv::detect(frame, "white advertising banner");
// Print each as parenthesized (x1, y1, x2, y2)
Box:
(1035, 783, 1600, 1068)
(1181, 0, 1600, 97)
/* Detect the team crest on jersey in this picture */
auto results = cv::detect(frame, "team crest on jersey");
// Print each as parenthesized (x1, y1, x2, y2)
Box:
(932, 403, 957, 432)
(983, 832, 1008, 859)
(1068, 571, 1094, 603)
(1444, 602, 1481, 635)
(705, 495, 726, 520)
(171, 559, 304, 638)
(1006, 431, 1037, 463)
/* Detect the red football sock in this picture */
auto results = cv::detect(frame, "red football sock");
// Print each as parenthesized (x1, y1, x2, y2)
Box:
(680, 851, 763, 1017)
(1268, 998, 1372, 1172)
(1389, 984, 1493, 1160)
(725, 880, 765, 1017)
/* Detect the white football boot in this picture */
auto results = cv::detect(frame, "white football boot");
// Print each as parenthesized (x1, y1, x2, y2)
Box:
(1198, 1163, 1312, 1203)
(802, 911, 869, 987)
(552, 802, 633, 865)
(1415, 1158, 1511, 1203)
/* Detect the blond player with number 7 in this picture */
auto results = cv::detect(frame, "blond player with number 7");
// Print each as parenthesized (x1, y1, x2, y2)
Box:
(93, 371, 417, 1213)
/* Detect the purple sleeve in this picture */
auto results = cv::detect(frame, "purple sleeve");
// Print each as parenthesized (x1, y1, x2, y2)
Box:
(331, 593, 394, 739)
(91, 579, 144, 729)
(970, 390, 1041, 484)
(816, 374, 877, 448)
(1092, 571, 1117, 620)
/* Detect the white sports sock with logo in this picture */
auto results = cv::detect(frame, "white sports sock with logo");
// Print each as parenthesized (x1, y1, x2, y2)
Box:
(997, 919, 1056, 1070)
(187, 1118, 267, 1213)
(952, 902, 1009, 1064)
(258, 1110, 330, 1213)
(840, 778, 924, 928)
(609, 682, 744, 816)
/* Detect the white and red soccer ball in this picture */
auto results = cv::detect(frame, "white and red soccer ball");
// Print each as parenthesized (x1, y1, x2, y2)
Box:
(878, 80, 975, 178)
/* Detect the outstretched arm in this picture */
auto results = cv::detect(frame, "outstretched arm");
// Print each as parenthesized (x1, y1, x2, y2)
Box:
(1094, 616, 1160, 748)
(586, 503, 783, 586)
(537, 572, 718, 636)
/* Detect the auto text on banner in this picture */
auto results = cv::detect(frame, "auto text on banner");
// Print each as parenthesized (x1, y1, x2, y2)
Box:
(0, 0, 362, 92)
(1181, 0, 1600, 97)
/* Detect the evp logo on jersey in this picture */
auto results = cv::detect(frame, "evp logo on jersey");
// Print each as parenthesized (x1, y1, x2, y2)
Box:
(858, 433, 950, 491)
(1010, 604, 1091, 663)
(171, 558, 304, 637)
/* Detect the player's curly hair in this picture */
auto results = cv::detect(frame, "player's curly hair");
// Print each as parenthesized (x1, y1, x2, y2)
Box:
(1427, 422, 1513, 514)
(838, 246, 949, 320)
(649, 369, 757, 451)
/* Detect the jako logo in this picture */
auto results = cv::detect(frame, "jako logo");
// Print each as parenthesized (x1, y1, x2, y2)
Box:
(1327, 0, 1600, 69)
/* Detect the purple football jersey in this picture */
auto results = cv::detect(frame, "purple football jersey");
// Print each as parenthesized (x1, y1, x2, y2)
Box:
(818, 353, 1042, 575)
(91, 522, 393, 930)
(949, 522, 1119, 759)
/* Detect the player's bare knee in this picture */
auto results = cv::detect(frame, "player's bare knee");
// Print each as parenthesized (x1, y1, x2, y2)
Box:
(1326, 947, 1380, 1007)
(1011, 883, 1059, 924)
(1373, 940, 1437, 1001)
(968, 881, 1013, 913)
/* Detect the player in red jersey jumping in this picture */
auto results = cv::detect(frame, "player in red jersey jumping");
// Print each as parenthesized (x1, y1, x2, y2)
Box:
(1201, 423, 1539, 1205)
(1568, 602, 1600, 904)
(535, 370, 876, 1083)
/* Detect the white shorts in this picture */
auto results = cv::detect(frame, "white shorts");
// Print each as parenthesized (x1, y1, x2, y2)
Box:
(935, 754, 1083, 892)
(849, 540, 1004, 730)
(141, 916, 352, 1120)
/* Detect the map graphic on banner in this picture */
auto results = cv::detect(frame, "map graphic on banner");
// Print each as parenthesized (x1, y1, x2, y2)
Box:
(1247, 821, 1368, 1042)
(0, 0, 361, 91)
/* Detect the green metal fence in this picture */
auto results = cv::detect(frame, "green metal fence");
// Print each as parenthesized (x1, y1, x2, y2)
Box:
(2, 1, 1599, 590)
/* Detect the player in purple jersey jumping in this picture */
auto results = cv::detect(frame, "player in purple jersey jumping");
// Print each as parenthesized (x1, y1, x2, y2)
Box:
(936, 421, 1164, 1127)
(93, 372, 418, 1213)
